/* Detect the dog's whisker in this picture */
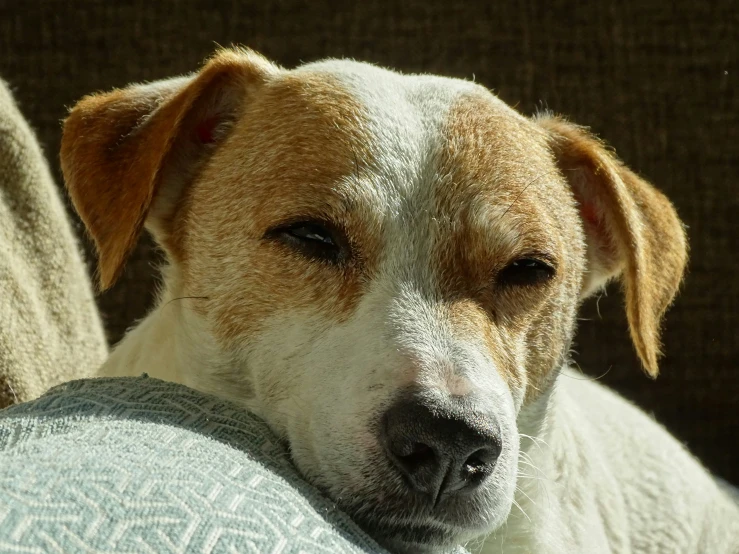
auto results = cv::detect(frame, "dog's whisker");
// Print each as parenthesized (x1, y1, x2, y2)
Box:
(594, 290, 607, 319)
(510, 497, 532, 523)
(501, 169, 560, 219)
(519, 448, 541, 462)
(517, 454, 552, 491)
(519, 433, 552, 453)
(561, 364, 613, 382)
(515, 485, 539, 510)
(517, 464, 545, 479)
(517, 456, 548, 480)
(463, 535, 488, 554)
(517, 460, 546, 476)
(517, 473, 549, 485)
(6, 381, 19, 404)
(163, 295, 210, 309)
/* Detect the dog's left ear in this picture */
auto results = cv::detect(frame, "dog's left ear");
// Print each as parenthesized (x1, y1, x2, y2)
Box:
(61, 48, 279, 290)
(536, 115, 688, 377)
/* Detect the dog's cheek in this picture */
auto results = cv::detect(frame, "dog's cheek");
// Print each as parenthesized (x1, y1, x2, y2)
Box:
(234, 314, 333, 433)
(503, 235, 586, 405)
(518, 297, 577, 402)
(238, 311, 351, 441)
(242, 305, 401, 488)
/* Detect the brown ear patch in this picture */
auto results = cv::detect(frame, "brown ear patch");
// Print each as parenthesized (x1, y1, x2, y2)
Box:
(538, 115, 688, 377)
(60, 48, 278, 290)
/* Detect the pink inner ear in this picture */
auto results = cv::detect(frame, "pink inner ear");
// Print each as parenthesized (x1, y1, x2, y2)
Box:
(580, 202, 601, 228)
(195, 116, 219, 144)
(580, 200, 619, 258)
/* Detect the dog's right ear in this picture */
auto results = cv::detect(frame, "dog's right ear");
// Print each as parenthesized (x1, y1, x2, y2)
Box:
(61, 48, 279, 291)
(536, 115, 688, 377)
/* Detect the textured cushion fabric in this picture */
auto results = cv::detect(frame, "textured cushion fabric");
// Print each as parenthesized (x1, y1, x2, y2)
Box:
(0, 376, 470, 554)
(0, 1, 735, 482)
(0, 78, 107, 409)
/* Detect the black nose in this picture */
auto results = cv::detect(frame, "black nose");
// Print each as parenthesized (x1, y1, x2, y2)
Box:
(381, 395, 501, 503)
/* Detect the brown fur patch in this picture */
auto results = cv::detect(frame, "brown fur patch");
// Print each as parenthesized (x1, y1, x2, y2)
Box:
(433, 92, 585, 398)
(179, 70, 378, 344)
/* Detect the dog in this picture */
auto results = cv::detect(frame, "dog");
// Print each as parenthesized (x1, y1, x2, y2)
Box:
(60, 48, 739, 553)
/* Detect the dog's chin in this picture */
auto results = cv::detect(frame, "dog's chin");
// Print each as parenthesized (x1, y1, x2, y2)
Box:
(356, 519, 467, 554)
(334, 489, 502, 553)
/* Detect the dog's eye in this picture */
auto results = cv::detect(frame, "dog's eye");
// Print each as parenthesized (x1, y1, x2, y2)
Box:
(497, 258, 555, 287)
(269, 221, 344, 263)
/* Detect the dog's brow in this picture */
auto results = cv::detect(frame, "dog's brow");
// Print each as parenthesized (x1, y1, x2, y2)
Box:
(462, 202, 560, 262)
(501, 170, 559, 220)
(350, 140, 361, 181)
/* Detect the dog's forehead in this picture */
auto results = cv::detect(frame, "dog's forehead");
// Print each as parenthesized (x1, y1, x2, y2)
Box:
(292, 59, 546, 179)
(280, 60, 566, 244)
(217, 60, 572, 278)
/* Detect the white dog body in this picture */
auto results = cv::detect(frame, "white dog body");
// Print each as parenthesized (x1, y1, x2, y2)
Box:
(485, 373, 739, 553)
(62, 49, 739, 553)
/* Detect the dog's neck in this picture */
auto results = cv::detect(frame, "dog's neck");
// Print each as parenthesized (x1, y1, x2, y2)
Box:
(100, 304, 180, 382)
(99, 267, 203, 386)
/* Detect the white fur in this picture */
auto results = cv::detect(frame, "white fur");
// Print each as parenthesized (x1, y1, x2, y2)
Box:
(481, 371, 739, 553)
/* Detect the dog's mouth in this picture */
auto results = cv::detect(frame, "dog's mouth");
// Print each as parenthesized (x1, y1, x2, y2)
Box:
(283, 425, 513, 551)
(330, 485, 496, 552)
(281, 394, 516, 551)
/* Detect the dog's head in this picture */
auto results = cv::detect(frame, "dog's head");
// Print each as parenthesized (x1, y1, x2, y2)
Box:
(61, 48, 687, 552)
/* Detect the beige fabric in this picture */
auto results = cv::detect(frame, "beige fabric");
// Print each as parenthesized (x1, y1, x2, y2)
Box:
(0, 80, 106, 408)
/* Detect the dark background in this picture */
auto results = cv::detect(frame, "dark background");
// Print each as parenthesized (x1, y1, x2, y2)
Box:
(1, 1, 737, 482)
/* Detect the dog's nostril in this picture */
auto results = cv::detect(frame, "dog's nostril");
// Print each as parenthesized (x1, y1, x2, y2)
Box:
(464, 457, 484, 472)
(397, 442, 435, 469)
(462, 447, 498, 477)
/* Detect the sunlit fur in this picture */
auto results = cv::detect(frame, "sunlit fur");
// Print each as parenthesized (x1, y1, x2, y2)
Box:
(61, 49, 738, 553)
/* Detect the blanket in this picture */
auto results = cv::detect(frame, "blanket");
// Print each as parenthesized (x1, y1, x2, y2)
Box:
(0, 79, 107, 408)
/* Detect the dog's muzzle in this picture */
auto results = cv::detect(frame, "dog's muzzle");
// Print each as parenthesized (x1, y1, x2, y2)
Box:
(380, 392, 502, 505)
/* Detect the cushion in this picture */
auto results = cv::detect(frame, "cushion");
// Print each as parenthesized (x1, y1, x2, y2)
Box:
(0, 376, 469, 553)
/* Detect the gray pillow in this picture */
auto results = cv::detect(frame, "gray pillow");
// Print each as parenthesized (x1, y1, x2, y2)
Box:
(0, 376, 469, 553)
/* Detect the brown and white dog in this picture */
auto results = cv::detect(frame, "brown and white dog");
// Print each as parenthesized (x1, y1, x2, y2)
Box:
(60, 48, 739, 553)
